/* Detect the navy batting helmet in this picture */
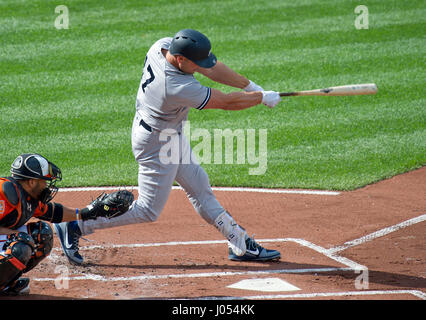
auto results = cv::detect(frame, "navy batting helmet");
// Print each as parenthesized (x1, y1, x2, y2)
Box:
(169, 29, 217, 68)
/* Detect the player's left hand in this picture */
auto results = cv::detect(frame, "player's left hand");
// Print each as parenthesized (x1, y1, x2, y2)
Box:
(243, 80, 264, 92)
(79, 190, 134, 221)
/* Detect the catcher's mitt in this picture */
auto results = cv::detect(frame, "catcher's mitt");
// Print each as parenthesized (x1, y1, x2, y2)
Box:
(80, 190, 134, 221)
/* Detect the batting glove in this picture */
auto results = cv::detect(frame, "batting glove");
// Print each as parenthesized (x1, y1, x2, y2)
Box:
(261, 91, 281, 108)
(243, 80, 264, 92)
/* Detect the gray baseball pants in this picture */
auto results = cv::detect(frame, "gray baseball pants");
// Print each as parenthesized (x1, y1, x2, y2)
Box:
(78, 113, 226, 235)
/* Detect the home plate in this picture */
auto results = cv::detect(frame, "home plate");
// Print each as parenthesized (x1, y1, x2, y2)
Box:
(227, 278, 300, 292)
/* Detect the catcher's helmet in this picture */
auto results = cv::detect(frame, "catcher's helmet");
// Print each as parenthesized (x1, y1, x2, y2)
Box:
(11, 153, 62, 203)
(11, 153, 61, 181)
(169, 29, 217, 68)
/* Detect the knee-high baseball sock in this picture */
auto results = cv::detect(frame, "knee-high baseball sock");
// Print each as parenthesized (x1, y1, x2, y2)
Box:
(214, 211, 248, 256)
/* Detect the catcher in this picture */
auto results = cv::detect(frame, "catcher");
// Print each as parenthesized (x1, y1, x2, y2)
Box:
(0, 153, 134, 295)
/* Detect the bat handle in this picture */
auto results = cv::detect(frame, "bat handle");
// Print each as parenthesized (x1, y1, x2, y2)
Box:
(279, 92, 297, 97)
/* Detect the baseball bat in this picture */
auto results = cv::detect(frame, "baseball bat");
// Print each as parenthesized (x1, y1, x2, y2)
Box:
(279, 83, 377, 97)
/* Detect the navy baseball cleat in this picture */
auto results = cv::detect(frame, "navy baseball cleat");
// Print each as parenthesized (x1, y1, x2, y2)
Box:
(54, 221, 84, 265)
(228, 236, 281, 262)
(1, 278, 30, 296)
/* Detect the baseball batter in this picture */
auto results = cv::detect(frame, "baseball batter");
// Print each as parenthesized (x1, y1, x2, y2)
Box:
(55, 29, 282, 264)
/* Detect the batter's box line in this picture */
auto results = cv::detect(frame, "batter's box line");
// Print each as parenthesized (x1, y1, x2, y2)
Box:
(41, 238, 363, 283)
(240, 289, 426, 300)
(180, 289, 426, 300)
(49, 237, 367, 271)
(328, 213, 426, 254)
(33, 267, 354, 283)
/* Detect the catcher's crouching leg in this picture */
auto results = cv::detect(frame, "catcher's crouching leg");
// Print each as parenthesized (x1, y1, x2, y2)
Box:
(24, 221, 54, 273)
(0, 233, 34, 290)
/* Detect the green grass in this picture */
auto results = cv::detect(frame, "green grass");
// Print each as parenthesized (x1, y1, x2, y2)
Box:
(0, 0, 425, 190)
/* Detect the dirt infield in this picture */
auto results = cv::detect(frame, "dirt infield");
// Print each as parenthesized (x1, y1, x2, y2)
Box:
(3, 167, 425, 301)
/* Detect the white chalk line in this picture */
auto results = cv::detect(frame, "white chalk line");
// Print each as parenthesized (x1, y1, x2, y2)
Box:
(33, 267, 353, 282)
(240, 289, 426, 300)
(328, 213, 426, 254)
(58, 185, 340, 196)
(49, 237, 365, 271)
(185, 290, 426, 300)
(40, 238, 364, 283)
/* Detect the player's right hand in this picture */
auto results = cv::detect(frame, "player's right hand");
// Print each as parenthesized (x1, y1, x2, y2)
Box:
(261, 91, 281, 108)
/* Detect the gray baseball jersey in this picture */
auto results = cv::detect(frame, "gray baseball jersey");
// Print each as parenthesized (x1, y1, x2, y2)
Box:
(79, 36, 227, 234)
(135, 37, 211, 132)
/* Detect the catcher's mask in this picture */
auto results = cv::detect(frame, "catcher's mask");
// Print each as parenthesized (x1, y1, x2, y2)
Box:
(10, 153, 62, 203)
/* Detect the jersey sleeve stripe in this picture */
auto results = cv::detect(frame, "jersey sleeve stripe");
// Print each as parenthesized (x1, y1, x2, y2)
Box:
(196, 87, 211, 110)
